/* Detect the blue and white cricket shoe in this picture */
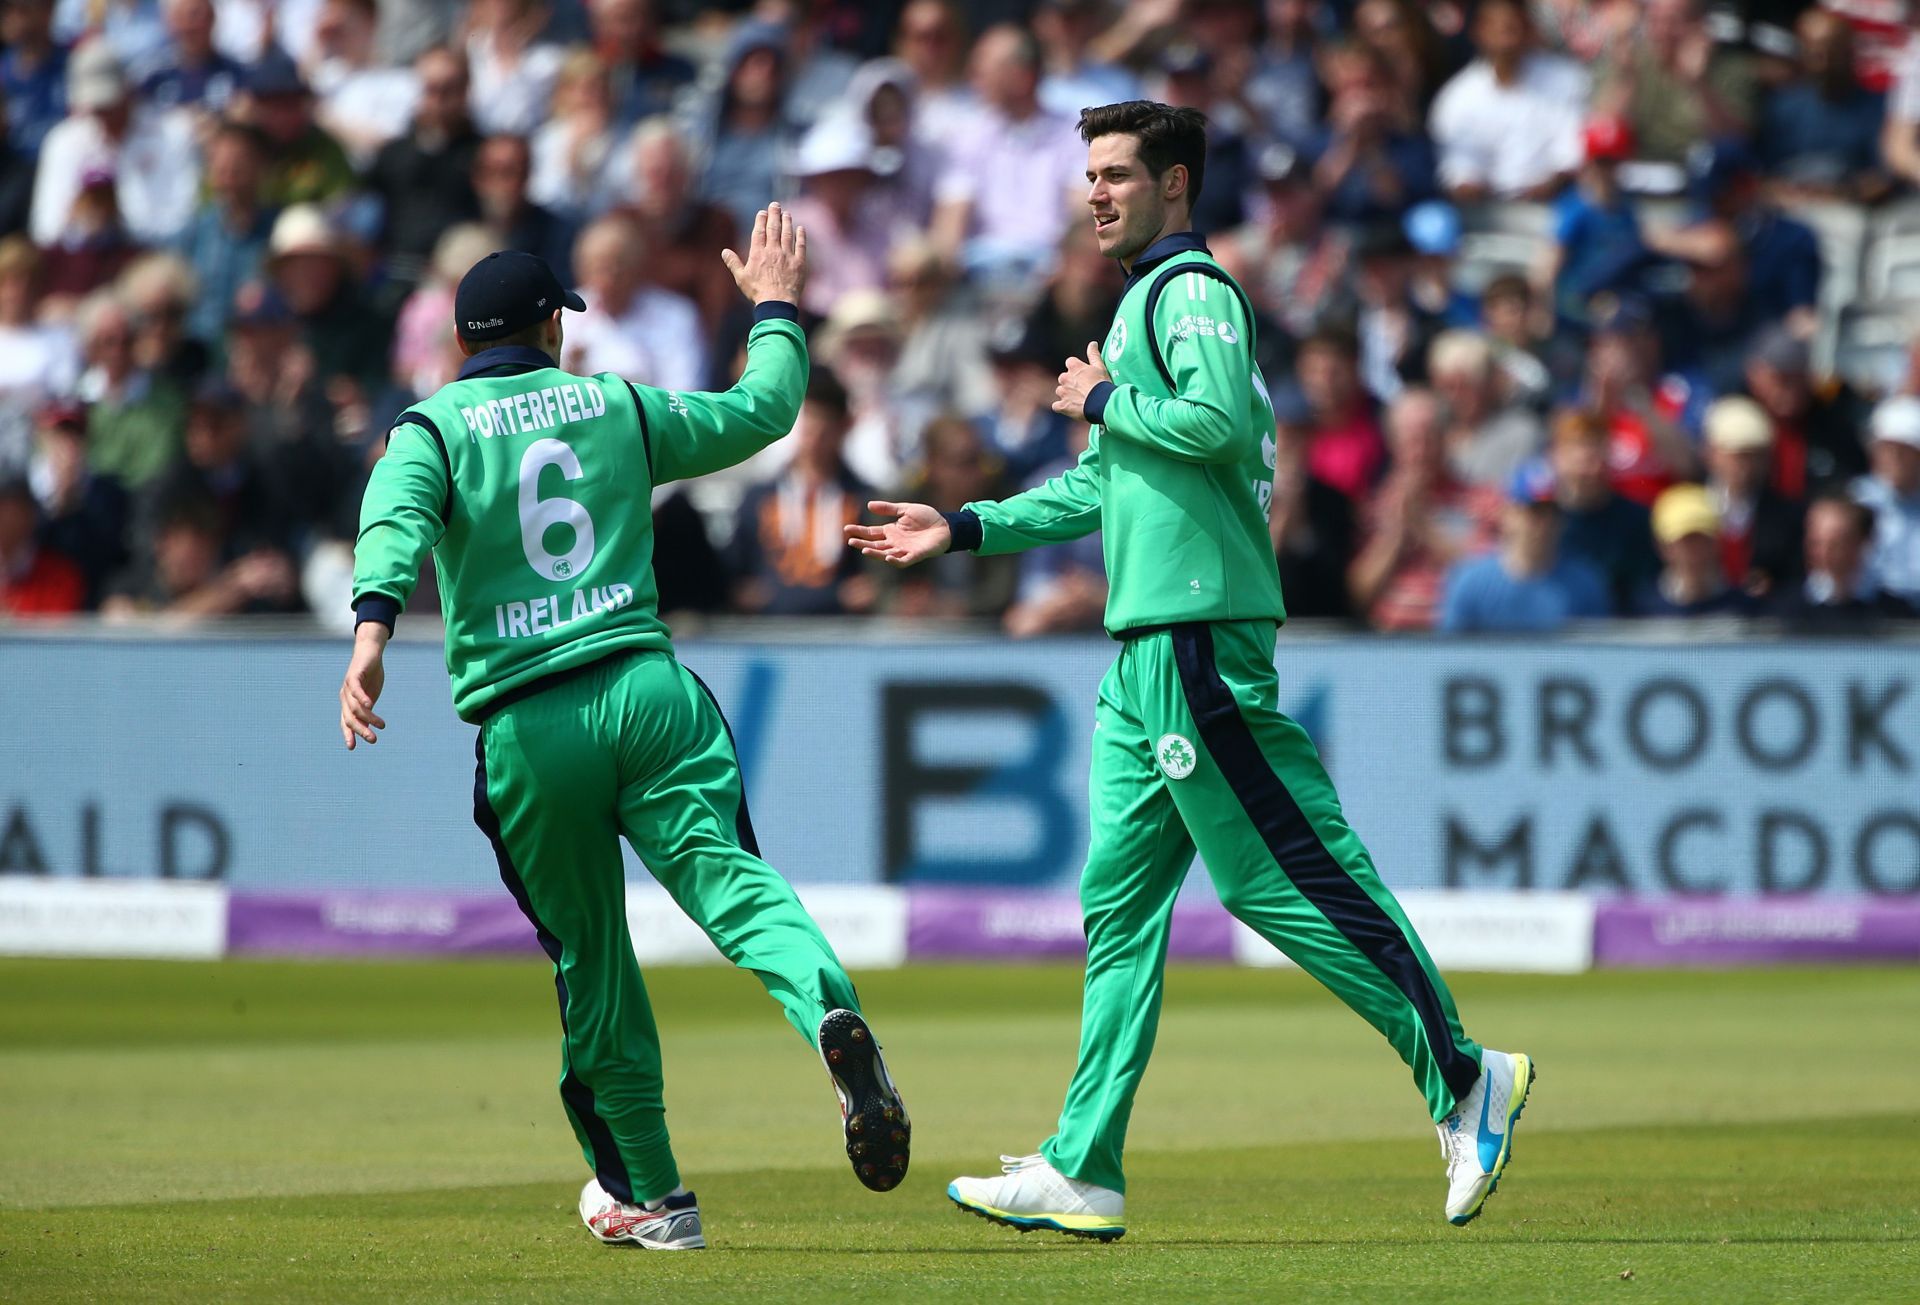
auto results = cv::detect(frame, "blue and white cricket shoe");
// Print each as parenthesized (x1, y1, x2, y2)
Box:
(1439, 1048, 1535, 1225)
(948, 1153, 1126, 1241)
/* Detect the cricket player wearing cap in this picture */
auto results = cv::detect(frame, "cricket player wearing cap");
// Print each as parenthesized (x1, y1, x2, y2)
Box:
(340, 206, 909, 1250)
(850, 103, 1532, 1240)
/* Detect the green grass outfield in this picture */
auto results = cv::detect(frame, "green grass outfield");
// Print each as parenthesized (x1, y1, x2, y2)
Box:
(2, 959, 1916, 1303)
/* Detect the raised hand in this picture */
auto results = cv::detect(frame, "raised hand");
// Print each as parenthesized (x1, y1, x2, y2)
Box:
(843, 500, 951, 568)
(721, 201, 808, 305)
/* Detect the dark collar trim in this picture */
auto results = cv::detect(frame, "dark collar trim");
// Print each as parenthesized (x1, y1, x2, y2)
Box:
(1124, 231, 1210, 291)
(456, 345, 558, 381)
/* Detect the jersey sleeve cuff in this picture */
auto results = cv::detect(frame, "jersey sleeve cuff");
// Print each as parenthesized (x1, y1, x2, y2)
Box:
(752, 301, 800, 323)
(1083, 380, 1116, 425)
(353, 594, 401, 632)
(942, 509, 983, 553)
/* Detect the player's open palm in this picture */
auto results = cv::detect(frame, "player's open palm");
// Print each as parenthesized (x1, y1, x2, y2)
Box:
(844, 501, 950, 567)
(721, 201, 807, 305)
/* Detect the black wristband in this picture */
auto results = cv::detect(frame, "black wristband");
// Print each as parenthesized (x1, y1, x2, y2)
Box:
(942, 509, 983, 553)
(353, 594, 401, 632)
(1083, 380, 1116, 425)
(752, 301, 800, 323)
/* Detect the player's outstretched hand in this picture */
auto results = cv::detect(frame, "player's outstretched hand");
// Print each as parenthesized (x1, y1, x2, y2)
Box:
(1054, 341, 1110, 422)
(844, 500, 950, 568)
(721, 201, 807, 305)
(340, 623, 390, 751)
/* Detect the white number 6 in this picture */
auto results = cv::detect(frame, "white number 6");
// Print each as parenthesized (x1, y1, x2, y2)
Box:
(518, 438, 597, 581)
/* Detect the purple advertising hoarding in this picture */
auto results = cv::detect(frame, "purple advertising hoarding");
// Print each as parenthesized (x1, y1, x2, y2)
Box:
(1591, 897, 1920, 966)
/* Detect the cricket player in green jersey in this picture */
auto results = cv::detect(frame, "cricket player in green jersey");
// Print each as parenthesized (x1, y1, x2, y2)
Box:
(340, 207, 909, 1251)
(849, 104, 1533, 1240)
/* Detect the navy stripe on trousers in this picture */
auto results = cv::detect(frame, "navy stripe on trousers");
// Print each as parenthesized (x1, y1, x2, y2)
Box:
(684, 667, 762, 857)
(1170, 624, 1482, 1104)
(472, 731, 638, 1204)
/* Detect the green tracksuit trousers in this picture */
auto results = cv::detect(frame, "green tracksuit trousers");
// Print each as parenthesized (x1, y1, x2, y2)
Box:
(472, 649, 861, 1205)
(1041, 621, 1483, 1194)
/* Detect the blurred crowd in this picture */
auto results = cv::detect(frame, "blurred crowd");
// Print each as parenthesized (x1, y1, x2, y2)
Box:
(2, 0, 1920, 634)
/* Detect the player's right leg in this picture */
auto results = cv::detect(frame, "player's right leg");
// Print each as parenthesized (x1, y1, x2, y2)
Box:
(473, 661, 689, 1242)
(613, 656, 908, 1194)
(949, 654, 1195, 1241)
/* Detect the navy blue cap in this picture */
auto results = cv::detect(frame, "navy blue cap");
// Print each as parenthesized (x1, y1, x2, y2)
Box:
(1689, 138, 1757, 199)
(454, 251, 586, 343)
(244, 47, 307, 97)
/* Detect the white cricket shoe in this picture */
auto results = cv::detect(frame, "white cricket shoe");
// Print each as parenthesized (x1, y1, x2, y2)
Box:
(578, 1179, 706, 1249)
(1438, 1048, 1535, 1226)
(948, 1153, 1126, 1241)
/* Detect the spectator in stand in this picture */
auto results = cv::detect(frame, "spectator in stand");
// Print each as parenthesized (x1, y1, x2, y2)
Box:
(1350, 223, 1438, 403)
(1269, 382, 1355, 620)
(1151, 43, 1252, 235)
(1427, 0, 1586, 202)
(1234, 143, 1351, 342)
(29, 398, 129, 605)
(1475, 273, 1556, 406)
(878, 415, 1017, 620)
(0, 474, 85, 616)
(1701, 394, 1804, 599)
(1592, 0, 1757, 180)
(841, 59, 938, 228)
(390, 223, 494, 398)
(1297, 324, 1384, 503)
(173, 119, 274, 346)
(138, 376, 295, 567)
(529, 47, 619, 222)
(1024, 219, 1122, 379)
(1246, 0, 1325, 147)
(758, 0, 860, 131)
(100, 490, 299, 618)
(1349, 387, 1500, 631)
(1738, 325, 1869, 496)
(1759, 8, 1888, 203)
(264, 204, 388, 389)
(1647, 140, 1821, 340)
(366, 46, 482, 287)
(463, 0, 564, 136)
(31, 41, 197, 248)
(234, 47, 355, 210)
(1, 0, 69, 154)
(39, 165, 137, 301)
(1578, 296, 1695, 506)
(1308, 40, 1438, 226)
(139, 0, 241, 113)
(1548, 407, 1660, 612)
(1003, 417, 1108, 637)
(893, 0, 974, 146)
(307, 0, 420, 167)
(473, 133, 574, 275)
(1439, 458, 1611, 632)
(1632, 483, 1758, 616)
(931, 24, 1084, 286)
(1352, 0, 1455, 120)
(729, 370, 876, 618)
(619, 117, 739, 333)
(1654, 220, 1765, 398)
(1854, 395, 1920, 606)
(811, 289, 912, 492)
(785, 115, 901, 319)
(1429, 329, 1543, 491)
(589, 0, 695, 126)
(74, 289, 184, 492)
(1773, 495, 1916, 624)
(977, 312, 1073, 487)
(1543, 116, 1644, 330)
(1035, 0, 1140, 123)
(564, 211, 706, 391)
(1402, 201, 1476, 330)
(888, 236, 996, 435)
(220, 280, 352, 535)
(689, 22, 796, 240)
(0, 240, 78, 473)
(121, 252, 207, 392)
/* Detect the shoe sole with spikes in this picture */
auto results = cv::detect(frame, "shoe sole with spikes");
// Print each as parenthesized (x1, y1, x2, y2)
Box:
(818, 1009, 910, 1193)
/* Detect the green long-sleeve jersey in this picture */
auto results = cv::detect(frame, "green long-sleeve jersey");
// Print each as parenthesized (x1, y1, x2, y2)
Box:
(956, 233, 1284, 636)
(352, 310, 808, 722)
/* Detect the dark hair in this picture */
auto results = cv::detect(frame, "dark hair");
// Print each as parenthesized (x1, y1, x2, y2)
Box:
(1481, 272, 1531, 305)
(1300, 323, 1359, 360)
(1077, 100, 1208, 210)
(805, 367, 850, 419)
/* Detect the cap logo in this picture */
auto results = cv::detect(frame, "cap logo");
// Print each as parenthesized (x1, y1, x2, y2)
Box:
(467, 318, 504, 331)
(537, 297, 547, 308)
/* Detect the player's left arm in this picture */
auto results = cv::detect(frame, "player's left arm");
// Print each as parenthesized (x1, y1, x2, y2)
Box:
(1054, 283, 1256, 465)
(340, 428, 449, 749)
